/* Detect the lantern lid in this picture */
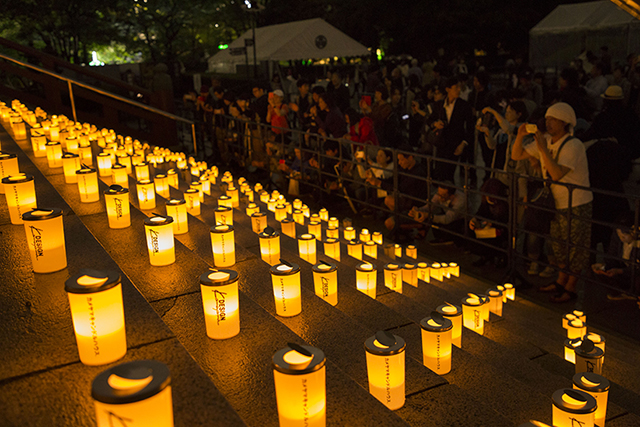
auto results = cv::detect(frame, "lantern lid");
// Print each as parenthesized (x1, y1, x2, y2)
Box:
(144, 215, 173, 226)
(461, 296, 482, 306)
(298, 233, 314, 241)
(134, 161, 148, 166)
(431, 263, 441, 268)
(436, 303, 462, 316)
(191, 181, 202, 186)
(45, 141, 61, 146)
(218, 195, 230, 200)
(0, 152, 17, 160)
(420, 312, 453, 332)
(167, 198, 185, 205)
(575, 339, 604, 358)
(185, 188, 198, 194)
(504, 283, 513, 289)
(167, 168, 176, 175)
(365, 240, 376, 246)
(251, 212, 266, 217)
(364, 331, 406, 356)
(259, 227, 279, 238)
(215, 206, 232, 212)
(418, 262, 429, 268)
(404, 263, 416, 270)
(200, 269, 239, 287)
(273, 344, 325, 375)
(551, 389, 597, 414)
(572, 372, 610, 392)
(324, 237, 338, 243)
(97, 152, 110, 157)
(92, 360, 171, 404)
(61, 152, 79, 159)
(384, 263, 400, 270)
(137, 179, 153, 185)
(22, 207, 63, 222)
(280, 217, 293, 222)
(356, 263, 376, 272)
(564, 337, 582, 349)
(2, 173, 34, 184)
(111, 163, 126, 169)
(75, 167, 96, 175)
(104, 185, 128, 195)
(155, 174, 166, 178)
(312, 261, 337, 273)
(65, 268, 121, 294)
(211, 224, 234, 234)
(486, 287, 503, 297)
(585, 333, 604, 344)
(271, 261, 300, 276)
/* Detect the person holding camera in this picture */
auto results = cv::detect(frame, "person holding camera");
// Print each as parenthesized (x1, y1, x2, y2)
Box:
(408, 182, 466, 245)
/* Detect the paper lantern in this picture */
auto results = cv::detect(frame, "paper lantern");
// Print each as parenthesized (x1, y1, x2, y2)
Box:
(347, 240, 362, 260)
(394, 244, 402, 258)
(218, 194, 232, 209)
(573, 310, 586, 323)
(155, 174, 170, 199)
(246, 202, 259, 217)
(567, 319, 587, 340)
(79, 140, 93, 165)
(259, 190, 269, 203)
(184, 188, 200, 216)
(564, 337, 582, 364)
(323, 238, 341, 262)
(199, 176, 211, 195)
(430, 263, 443, 281)
(417, 263, 430, 283)
(97, 153, 112, 177)
(117, 153, 131, 174)
(302, 205, 310, 218)
(134, 162, 150, 181)
(136, 179, 156, 210)
(275, 204, 287, 222)
(384, 263, 402, 293)
(365, 331, 406, 410)
(190, 181, 204, 203)
(259, 227, 281, 266)
(573, 372, 609, 427)
(61, 152, 81, 184)
(0, 152, 19, 194)
(104, 185, 131, 229)
(562, 313, 577, 329)
(144, 215, 175, 266)
(167, 169, 179, 188)
(440, 262, 451, 279)
(403, 263, 418, 287)
(372, 231, 383, 245)
(92, 360, 173, 427)
(312, 261, 338, 306)
(364, 241, 377, 259)
(49, 123, 59, 141)
(383, 243, 395, 259)
(273, 344, 326, 426)
(420, 312, 453, 374)
(486, 288, 503, 316)
(280, 218, 296, 238)
(22, 208, 67, 273)
(283, 201, 291, 214)
(65, 269, 126, 365)
(76, 167, 100, 203)
(267, 198, 277, 213)
(45, 141, 63, 168)
(298, 233, 317, 264)
(108, 164, 127, 189)
(319, 208, 328, 222)
(328, 217, 339, 228)
(31, 127, 47, 157)
(200, 269, 240, 339)
(497, 285, 506, 303)
(11, 117, 27, 140)
(65, 135, 79, 153)
(344, 227, 356, 240)
(448, 262, 460, 277)
(165, 199, 188, 235)
(473, 293, 490, 322)
(356, 263, 377, 299)
(310, 213, 320, 223)
(210, 225, 236, 268)
(212, 206, 232, 226)
(293, 209, 304, 225)
(355, 228, 369, 243)
(436, 304, 462, 348)
(462, 296, 484, 335)
(249, 212, 266, 234)
(575, 339, 604, 375)
(308, 221, 322, 240)
(270, 261, 302, 317)
(326, 226, 339, 239)
(3, 174, 37, 224)
(290, 198, 301, 209)
(406, 245, 417, 259)
(552, 389, 596, 427)
(504, 283, 515, 301)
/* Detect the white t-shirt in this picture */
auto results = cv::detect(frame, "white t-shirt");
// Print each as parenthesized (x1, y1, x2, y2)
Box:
(525, 134, 593, 209)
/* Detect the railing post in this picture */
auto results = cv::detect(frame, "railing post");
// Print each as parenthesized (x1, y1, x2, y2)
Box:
(67, 80, 77, 123)
(393, 148, 399, 231)
(191, 123, 198, 155)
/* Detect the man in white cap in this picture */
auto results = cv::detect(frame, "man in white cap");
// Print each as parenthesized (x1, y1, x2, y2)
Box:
(511, 102, 593, 303)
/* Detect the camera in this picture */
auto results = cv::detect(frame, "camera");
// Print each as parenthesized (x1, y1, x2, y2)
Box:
(526, 124, 538, 134)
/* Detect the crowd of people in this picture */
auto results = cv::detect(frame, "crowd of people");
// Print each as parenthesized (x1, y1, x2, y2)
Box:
(183, 51, 640, 305)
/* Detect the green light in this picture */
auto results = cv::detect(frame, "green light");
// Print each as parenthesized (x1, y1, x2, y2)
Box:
(218, 44, 229, 50)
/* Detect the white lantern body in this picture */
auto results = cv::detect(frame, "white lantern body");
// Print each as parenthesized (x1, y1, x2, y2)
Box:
(62, 153, 81, 184)
(270, 262, 302, 317)
(184, 189, 200, 216)
(259, 230, 281, 266)
(364, 241, 377, 259)
(166, 199, 188, 235)
(572, 372, 609, 427)
(436, 304, 462, 348)
(281, 218, 296, 238)
(214, 206, 233, 226)
(298, 234, 317, 264)
(356, 263, 377, 299)
(76, 168, 100, 203)
(3, 174, 37, 224)
(312, 262, 338, 306)
(420, 316, 453, 374)
(552, 389, 596, 427)
(144, 216, 175, 266)
(46, 141, 63, 168)
(97, 153, 112, 177)
(111, 164, 129, 188)
(323, 238, 341, 262)
(384, 263, 402, 293)
(402, 264, 418, 287)
(137, 180, 156, 210)
(0, 152, 19, 194)
(22, 208, 67, 273)
(462, 297, 484, 335)
(365, 334, 406, 410)
(104, 186, 131, 229)
(211, 225, 236, 268)
(200, 269, 240, 339)
(251, 212, 267, 233)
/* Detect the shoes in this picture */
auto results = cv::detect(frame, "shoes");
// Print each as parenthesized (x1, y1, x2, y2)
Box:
(472, 256, 490, 267)
(429, 238, 454, 246)
(539, 282, 560, 293)
(607, 292, 637, 301)
(539, 265, 555, 278)
(550, 291, 577, 303)
(527, 262, 539, 275)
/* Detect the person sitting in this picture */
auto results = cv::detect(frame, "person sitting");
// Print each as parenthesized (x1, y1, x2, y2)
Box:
(468, 178, 510, 267)
(408, 182, 466, 245)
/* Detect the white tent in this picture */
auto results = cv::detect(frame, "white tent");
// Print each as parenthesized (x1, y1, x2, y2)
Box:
(529, 0, 640, 69)
(208, 18, 370, 73)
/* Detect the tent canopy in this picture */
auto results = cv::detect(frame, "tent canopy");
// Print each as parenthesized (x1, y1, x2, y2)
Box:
(208, 18, 369, 73)
(529, 1, 640, 69)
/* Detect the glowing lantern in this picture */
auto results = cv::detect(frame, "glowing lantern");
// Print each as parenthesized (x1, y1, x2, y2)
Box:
(11, 117, 27, 140)
(22, 208, 67, 273)
(190, 181, 204, 203)
(344, 227, 356, 240)
(167, 169, 178, 188)
(394, 244, 402, 258)
(184, 188, 200, 216)
(3, 174, 36, 224)
(79, 141, 93, 165)
(214, 206, 233, 226)
(144, 215, 175, 266)
(97, 153, 112, 177)
(486, 288, 503, 316)
(270, 261, 302, 317)
(344, 239, 361, 260)
(218, 195, 232, 208)
(562, 313, 577, 329)
(155, 174, 170, 199)
(564, 337, 582, 364)
(267, 198, 277, 213)
(104, 185, 130, 229)
(572, 372, 609, 427)
(210, 224, 236, 268)
(323, 238, 341, 262)
(498, 285, 507, 303)
(448, 262, 460, 277)
(31, 127, 47, 157)
(420, 312, 453, 374)
(283, 201, 291, 214)
(575, 339, 604, 375)
(301, 205, 310, 218)
(326, 227, 339, 239)
(281, 218, 296, 238)
(573, 310, 586, 323)
(403, 263, 418, 287)
(406, 245, 417, 259)
(117, 153, 131, 174)
(165, 199, 188, 235)
(310, 213, 320, 223)
(476, 293, 490, 321)
(290, 198, 301, 210)
(259, 227, 281, 266)
(585, 333, 605, 363)
(65, 135, 79, 154)
(61, 152, 81, 184)
(293, 209, 304, 225)
(45, 141, 63, 168)
(65, 269, 126, 365)
(76, 167, 100, 203)
(259, 191, 269, 203)
(384, 243, 395, 259)
(328, 217, 339, 228)
(417, 263, 430, 283)
(134, 162, 150, 181)
(200, 269, 240, 339)
(49, 123, 59, 141)
(308, 221, 322, 240)
(552, 389, 596, 427)
(364, 241, 377, 259)
(384, 263, 402, 293)
(312, 261, 338, 306)
(298, 233, 317, 264)
(567, 319, 587, 340)
(199, 175, 211, 195)
(246, 202, 259, 217)
(430, 263, 443, 281)
(273, 343, 326, 426)
(372, 231, 383, 245)
(462, 296, 484, 335)
(250, 211, 266, 234)
(0, 152, 19, 193)
(365, 331, 406, 410)
(92, 360, 173, 427)
(356, 263, 377, 299)
(440, 263, 451, 279)
(504, 283, 515, 301)
(319, 208, 328, 222)
(136, 180, 156, 210)
(275, 204, 287, 221)
(436, 304, 462, 348)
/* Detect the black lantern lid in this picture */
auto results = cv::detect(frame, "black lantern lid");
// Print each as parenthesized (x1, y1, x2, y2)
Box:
(111, 163, 126, 169)
(185, 188, 198, 194)
(45, 141, 61, 146)
(0, 152, 17, 160)
(356, 263, 376, 272)
(76, 167, 96, 175)
(215, 206, 232, 212)
(22, 207, 63, 222)
(199, 269, 239, 287)
(486, 287, 503, 297)
(92, 360, 171, 404)
(155, 173, 167, 179)
(137, 179, 153, 185)
(134, 161, 149, 166)
(312, 260, 337, 274)
(144, 215, 173, 226)
(273, 343, 326, 375)
(167, 198, 185, 206)
(65, 268, 121, 294)
(417, 262, 429, 268)
(551, 388, 597, 414)
(364, 331, 406, 356)
(436, 303, 462, 317)
(61, 152, 79, 159)
(252, 211, 266, 217)
(324, 237, 338, 243)
(575, 339, 604, 358)
(347, 239, 361, 245)
(572, 372, 610, 393)
(2, 173, 34, 184)
(259, 226, 279, 239)
(210, 224, 234, 234)
(104, 185, 128, 195)
(97, 152, 110, 157)
(270, 260, 300, 276)
(420, 312, 453, 332)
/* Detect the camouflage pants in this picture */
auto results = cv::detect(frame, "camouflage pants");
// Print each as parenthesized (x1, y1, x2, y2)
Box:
(550, 202, 592, 273)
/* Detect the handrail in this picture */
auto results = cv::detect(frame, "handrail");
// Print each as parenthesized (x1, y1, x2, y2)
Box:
(0, 52, 198, 154)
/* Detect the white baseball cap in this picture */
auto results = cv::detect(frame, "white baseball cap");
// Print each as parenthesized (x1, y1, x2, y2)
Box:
(545, 102, 577, 128)
(273, 89, 284, 97)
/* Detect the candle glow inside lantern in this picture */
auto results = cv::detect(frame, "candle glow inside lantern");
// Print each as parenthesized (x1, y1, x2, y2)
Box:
(259, 190, 269, 203)
(166, 199, 188, 235)
(486, 288, 503, 317)
(356, 263, 377, 299)
(403, 263, 418, 287)
(273, 343, 326, 427)
(144, 215, 175, 266)
(319, 208, 328, 222)
(214, 206, 233, 226)
(308, 221, 322, 240)
(347, 239, 363, 260)
(564, 338, 582, 364)
(76, 167, 100, 203)
(200, 269, 240, 339)
(97, 152, 113, 177)
(0, 152, 19, 194)
(155, 174, 170, 198)
(3, 174, 37, 224)
(275, 204, 287, 222)
(436, 304, 462, 347)
(462, 296, 484, 335)
(270, 261, 302, 317)
(104, 185, 131, 229)
(280, 218, 296, 238)
(406, 245, 417, 259)
(22, 208, 67, 273)
(92, 360, 173, 427)
(267, 198, 278, 212)
(210, 225, 236, 268)
(430, 263, 443, 281)
(61, 152, 81, 184)
(246, 202, 259, 217)
(298, 233, 317, 264)
(321, 238, 340, 262)
(420, 312, 453, 375)
(363, 240, 377, 259)
(134, 162, 150, 181)
(365, 331, 406, 410)
(184, 188, 201, 216)
(293, 210, 304, 225)
(326, 227, 339, 239)
(65, 269, 127, 365)
(136, 179, 156, 210)
(567, 319, 587, 340)
(384, 263, 402, 293)
(575, 339, 604, 375)
(45, 141, 63, 168)
(572, 372, 609, 427)
(504, 283, 515, 301)
(312, 261, 338, 306)
(417, 263, 430, 283)
(372, 231, 383, 245)
(259, 227, 281, 266)
(344, 227, 356, 240)
(552, 389, 596, 427)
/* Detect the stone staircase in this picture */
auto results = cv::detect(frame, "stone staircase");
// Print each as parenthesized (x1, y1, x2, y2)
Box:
(1, 124, 640, 427)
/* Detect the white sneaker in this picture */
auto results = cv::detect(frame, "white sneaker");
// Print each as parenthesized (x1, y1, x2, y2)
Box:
(527, 262, 539, 275)
(539, 265, 555, 278)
